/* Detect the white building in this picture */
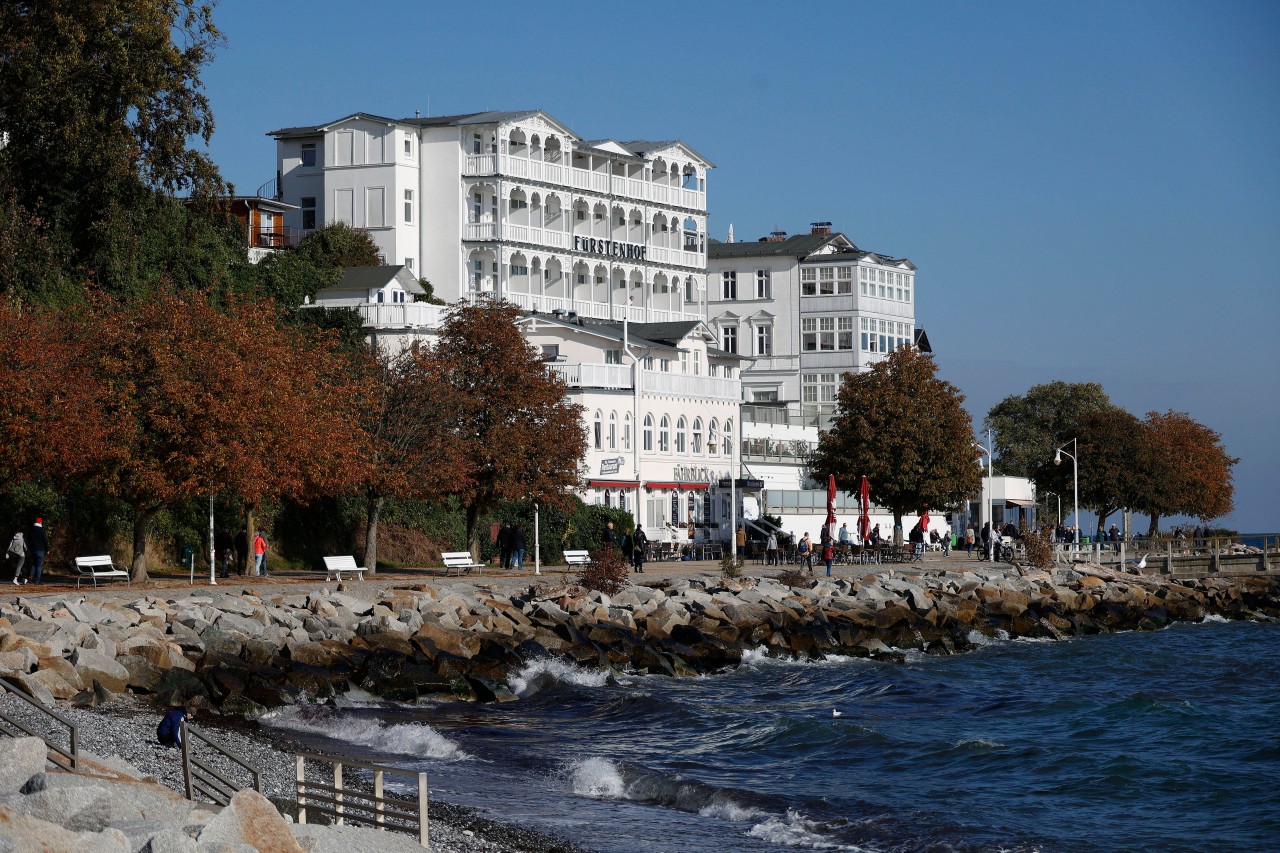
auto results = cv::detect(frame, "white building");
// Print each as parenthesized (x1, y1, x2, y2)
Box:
(706, 223, 921, 421)
(516, 314, 745, 545)
(268, 111, 713, 325)
(308, 265, 443, 356)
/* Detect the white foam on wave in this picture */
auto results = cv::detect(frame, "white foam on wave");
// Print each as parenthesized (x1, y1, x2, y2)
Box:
(261, 706, 469, 762)
(954, 737, 1005, 750)
(699, 798, 767, 822)
(568, 756, 628, 799)
(740, 646, 871, 670)
(1201, 613, 1230, 624)
(508, 658, 612, 696)
(747, 809, 867, 850)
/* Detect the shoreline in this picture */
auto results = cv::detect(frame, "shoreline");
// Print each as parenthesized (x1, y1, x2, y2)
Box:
(2, 557, 1278, 851)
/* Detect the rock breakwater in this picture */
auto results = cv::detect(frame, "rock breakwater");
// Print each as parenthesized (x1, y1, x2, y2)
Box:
(1, 567, 1277, 713)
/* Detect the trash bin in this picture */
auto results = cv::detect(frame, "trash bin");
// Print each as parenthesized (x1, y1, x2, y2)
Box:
(182, 546, 194, 565)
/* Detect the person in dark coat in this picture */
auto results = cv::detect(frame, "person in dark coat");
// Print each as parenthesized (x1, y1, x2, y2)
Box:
(497, 522, 513, 570)
(156, 704, 196, 748)
(233, 527, 249, 576)
(632, 527, 648, 573)
(27, 517, 49, 585)
(602, 521, 615, 550)
(510, 524, 526, 571)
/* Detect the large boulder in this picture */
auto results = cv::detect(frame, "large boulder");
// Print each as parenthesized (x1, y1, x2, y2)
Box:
(69, 648, 129, 694)
(196, 789, 304, 853)
(0, 737, 46, 795)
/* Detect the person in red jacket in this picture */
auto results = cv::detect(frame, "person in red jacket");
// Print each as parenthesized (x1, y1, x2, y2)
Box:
(252, 530, 267, 577)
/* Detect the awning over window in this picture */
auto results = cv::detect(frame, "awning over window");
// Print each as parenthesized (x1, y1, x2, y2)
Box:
(588, 479, 640, 489)
(679, 483, 710, 491)
(1004, 498, 1038, 507)
(644, 482, 680, 490)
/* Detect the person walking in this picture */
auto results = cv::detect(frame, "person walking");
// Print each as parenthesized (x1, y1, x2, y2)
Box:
(632, 526, 648, 573)
(252, 530, 267, 577)
(511, 524, 526, 571)
(602, 521, 615, 551)
(233, 526, 249, 576)
(766, 531, 778, 565)
(156, 704, 196, 749)
(7, 530, 27, 584)
(965, 524, 975, 555)
(798, 532, 813, 573)
(497, 522, 513, 570)
(215, 529, 233, 578)
(736, 525, 747, 559)
(821, 528, 835, 577)
(26, 517, 48, 585)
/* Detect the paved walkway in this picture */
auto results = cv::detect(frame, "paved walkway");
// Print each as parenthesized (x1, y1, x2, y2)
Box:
(2, 549, 1019, 604)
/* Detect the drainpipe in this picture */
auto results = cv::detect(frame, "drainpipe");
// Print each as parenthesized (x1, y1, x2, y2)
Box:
(416, 113, 426, 280)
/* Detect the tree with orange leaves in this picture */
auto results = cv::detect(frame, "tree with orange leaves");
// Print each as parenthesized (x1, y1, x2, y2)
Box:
(68, 290, 370, 580)
(1136, 410, 1236, 536)
(426, 302, 586, 556)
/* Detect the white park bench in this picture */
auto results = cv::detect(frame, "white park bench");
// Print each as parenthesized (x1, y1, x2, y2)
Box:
(441, 551, 484, 577)
(321, 556, 367, 582)
(74, 555, 131, 589)
(563, 550, 592, 568)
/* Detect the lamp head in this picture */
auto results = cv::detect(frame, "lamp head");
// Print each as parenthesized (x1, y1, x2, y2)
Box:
(1054, 450, 1062, 466)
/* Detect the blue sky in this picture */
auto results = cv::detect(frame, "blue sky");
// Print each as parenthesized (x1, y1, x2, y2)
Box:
(201, 0, 1279, 532)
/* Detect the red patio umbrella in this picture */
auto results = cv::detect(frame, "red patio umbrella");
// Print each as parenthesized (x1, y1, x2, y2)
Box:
(826, 474, 838, 544)
(920, 503, 930, 532)
(858, 476, 871, 540)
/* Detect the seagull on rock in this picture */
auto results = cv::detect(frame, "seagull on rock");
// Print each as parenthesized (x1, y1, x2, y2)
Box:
(1130, 553, 1147, 573)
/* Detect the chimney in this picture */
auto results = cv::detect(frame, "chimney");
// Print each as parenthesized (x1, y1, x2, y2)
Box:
(810, 221, 832, 236)
(760, 230, 788, 243)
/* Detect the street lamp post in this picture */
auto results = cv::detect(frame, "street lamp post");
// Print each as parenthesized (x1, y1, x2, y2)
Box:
(974, 429, 994, 561)
(1054, 438, 1079, 545)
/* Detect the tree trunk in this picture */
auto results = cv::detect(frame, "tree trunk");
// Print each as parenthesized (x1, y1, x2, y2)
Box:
(243, 504, 256, 576)
(1096, 510, 1109, 535)
(892, 511, 904, 546)
(364, 490, 383, 575)
(465, 500, 483, 561)
(131, 507, 151, 582)
(1147, 513, 1161, 538)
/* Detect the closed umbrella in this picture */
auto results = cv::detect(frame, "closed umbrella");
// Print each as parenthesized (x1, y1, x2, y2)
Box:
(858, 476, 871, 541)
(920, 504, 930, 532)
(826, 474, 838, 543)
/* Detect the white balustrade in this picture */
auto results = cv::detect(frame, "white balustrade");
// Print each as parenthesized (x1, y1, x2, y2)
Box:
(546, 363, 633, 390)
(464, 154, 497, 175)
(507, 224, 529, 243)
(642, 371, 741, 402)
(464, 222, 497, 241)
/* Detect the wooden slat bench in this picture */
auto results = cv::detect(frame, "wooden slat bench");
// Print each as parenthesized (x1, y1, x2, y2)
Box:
(563, 549, 591, 568)
(74, 555, 130, 589)
(441, 551, 485, 577)
(322, 556, 367, 582)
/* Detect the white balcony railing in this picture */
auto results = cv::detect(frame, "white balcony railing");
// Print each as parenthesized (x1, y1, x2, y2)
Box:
(303, 300, 447, 330)
(642, 371, 741, 402)
(501, 291, 701, 325)
(546, 363, 633, 390)
(466, 154, 706, 211)
(464, 221, 497, 241)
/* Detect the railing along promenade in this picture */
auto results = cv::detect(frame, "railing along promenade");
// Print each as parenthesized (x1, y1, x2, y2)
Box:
(1055, 533, 1279, 578)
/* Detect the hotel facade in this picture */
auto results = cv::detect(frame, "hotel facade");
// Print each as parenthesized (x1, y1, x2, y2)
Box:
(269, 110, 712, 325)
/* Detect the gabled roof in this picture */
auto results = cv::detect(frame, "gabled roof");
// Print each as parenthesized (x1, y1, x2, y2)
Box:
(913, 328, 932, 353)
(708, 231, 916, 270)
(578, 139, 643, 159)
(268, 112, 401, 138)
(621, 140, 715, 168)
(332, 265, 424, 295)
(406, 110, 580, 140)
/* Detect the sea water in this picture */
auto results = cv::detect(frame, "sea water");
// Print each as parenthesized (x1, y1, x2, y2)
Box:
(262, 618, 1280, 852)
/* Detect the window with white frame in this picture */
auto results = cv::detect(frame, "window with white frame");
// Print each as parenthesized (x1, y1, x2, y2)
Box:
(604, 349, 622, 365)
(722, 325, 737, 354)
(819, 317, 835, 350)
(722, 270, 737, 300)
(659, 416, 670, 453)
(692, 418, 703, 454)
(300, 197, 316, 231)
(819, 266, 835, 295)
(708, 419, 720, 455)
(643, 415, 654, 451)
(510, 262, 528, 276)
(801, 373, 840, 405)
(593, 411, 602, 450)
(300, 142, 317, 168)
(624, 413, 632, 451)
(838, 316, 854, 350)
(801, 318, 817, 352)
(756, 269, 771, 299)
(756, 324, 772, 356)
(404, 137, 412, 157)
(801, 267, 816, 296)
(404, 190, 413, 223)
(676, 417, 687, 453)
(608, 412, 617, 450)
(837, 266, 853, 294)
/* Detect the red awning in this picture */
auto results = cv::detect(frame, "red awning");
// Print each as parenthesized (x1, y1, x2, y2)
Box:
(679, 483, 710, 490)
(588, 479, 640, 488)
(644, 482, 681, 490)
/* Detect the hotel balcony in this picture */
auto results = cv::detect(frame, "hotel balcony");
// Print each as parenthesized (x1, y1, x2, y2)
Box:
(301, 299, 448, 330)
(489, 291, 703, 325)
(545, 363, 740, 403)
(463, 221, 702, 269)
(463, 153, 705, 211)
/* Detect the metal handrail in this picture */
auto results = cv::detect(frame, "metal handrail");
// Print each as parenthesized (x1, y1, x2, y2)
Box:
(296, 751, 429, 848)
(181, 721, 263, 806)
(0, 676, 78, 771)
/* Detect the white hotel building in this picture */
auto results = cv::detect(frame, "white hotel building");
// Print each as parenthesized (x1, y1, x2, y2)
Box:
(268, 110, 712, 325)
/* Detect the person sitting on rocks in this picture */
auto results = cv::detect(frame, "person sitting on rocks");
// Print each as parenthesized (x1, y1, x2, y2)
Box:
(157, 704, 196, 749)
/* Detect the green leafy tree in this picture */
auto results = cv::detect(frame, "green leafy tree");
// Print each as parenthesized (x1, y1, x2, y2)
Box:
(811, 348, 982, 543)
(254, 222, 383, 311)
(0, 0, 229, 298)
(984, 381, 1119, 497)
(426, 301, 586, 556)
